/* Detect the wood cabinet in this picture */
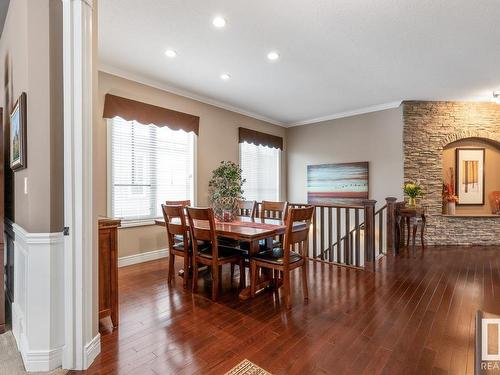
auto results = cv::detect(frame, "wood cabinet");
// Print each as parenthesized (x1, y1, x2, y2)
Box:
(98, 218, 121, 331)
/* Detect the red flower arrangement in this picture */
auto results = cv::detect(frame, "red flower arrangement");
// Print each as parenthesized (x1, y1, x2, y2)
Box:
(443, 167, 458, 203)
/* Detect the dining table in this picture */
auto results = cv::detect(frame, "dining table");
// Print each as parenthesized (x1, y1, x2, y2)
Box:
(155, 215, 299, 300)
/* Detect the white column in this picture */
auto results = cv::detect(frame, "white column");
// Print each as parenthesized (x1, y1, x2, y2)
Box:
(62, 0, 96, 370)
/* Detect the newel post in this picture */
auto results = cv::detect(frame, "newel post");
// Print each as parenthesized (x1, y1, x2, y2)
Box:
(363, 200, 377, 272)
(385, 197, 398, 255)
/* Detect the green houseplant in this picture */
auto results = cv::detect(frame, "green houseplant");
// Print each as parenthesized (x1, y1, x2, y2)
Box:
(208, 161, 245, 221)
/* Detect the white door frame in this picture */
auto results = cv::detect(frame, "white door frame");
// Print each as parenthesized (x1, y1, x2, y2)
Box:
(62, 0, 96, 370)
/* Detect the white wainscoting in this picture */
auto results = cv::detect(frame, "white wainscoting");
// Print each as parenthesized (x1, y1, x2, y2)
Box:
(6, 220, 67, 372)
(118, 248, 168, 268)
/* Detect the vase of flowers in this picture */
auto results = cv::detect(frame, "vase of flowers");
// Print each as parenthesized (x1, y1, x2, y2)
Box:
(443, 168, 458, 215)
(208, 161, 245, 222)
(403, 182, 423, 207)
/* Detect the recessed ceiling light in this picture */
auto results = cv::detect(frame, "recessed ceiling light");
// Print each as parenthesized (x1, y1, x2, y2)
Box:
(220, 73, 231, 81)
(267, 51, 280, 61)
(213, 16, 226, 28)
(164, 49, 177, 58)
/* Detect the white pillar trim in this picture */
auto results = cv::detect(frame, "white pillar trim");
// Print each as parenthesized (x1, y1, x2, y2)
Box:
(62, 0, 95, 370)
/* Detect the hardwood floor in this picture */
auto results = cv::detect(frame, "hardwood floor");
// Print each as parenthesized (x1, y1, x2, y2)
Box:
(74, 246, 500, 375)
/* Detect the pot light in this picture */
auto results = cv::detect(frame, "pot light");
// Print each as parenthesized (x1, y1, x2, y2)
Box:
(213, 16, 226, 28)
(267, 51, 280, 61)
(164, 49, 177, 58)
(493, 91, 500, 104)
(220, 73, 231, 81)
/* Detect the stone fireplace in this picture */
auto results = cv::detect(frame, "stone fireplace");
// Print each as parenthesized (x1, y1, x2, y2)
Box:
(403, 101, 500, 245)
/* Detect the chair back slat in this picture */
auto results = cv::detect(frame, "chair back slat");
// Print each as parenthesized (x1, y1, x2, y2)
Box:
(161, 204, 188, 249)
(186, 207, 218, 259)
(238, 200, 256, 218)
(260, 201, 289, 220)
(283, 206, 314, 261)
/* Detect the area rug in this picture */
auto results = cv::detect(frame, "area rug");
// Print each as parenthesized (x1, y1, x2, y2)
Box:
(225, 359, 272, 375)
(0, 330, 67, 375)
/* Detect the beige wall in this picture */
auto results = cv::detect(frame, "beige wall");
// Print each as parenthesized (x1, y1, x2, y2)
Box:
(286, 107, 404, 208)
(96, 71, 286, 257)
(443, 140, 500, 215)
(0, 0, 64, 233)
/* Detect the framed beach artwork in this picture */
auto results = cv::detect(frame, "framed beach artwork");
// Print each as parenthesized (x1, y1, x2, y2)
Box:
(455, 148, 485, 205)
(307, 162, 369, 205)
(10, 92, 27, 171)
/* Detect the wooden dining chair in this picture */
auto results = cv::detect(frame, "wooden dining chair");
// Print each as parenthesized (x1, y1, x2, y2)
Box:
(186, 207, 244, 301)
(259, 201, 289, 249)
(165, 200, 191, 243)
(161, 204, 190, 288)
(259, 201, 289, 220)
(238, 200, 256, 219)
(165, 199, 191, 207)
(250, 206, 314, 309)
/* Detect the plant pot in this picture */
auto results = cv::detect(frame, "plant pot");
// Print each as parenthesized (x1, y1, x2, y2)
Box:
(447, 202, 456, 215)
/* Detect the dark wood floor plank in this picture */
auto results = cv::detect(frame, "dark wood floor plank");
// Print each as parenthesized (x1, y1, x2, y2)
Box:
(70, 246, 500, 375)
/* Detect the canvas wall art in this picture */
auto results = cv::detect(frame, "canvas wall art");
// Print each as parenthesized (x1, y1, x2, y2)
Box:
(10, 92, 27, 171)
(307, 162, 369, 205)
(456, 148, 484, 205)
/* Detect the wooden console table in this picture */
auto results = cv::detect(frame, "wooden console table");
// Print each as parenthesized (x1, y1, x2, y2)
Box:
(98, 217, 121, 331)
(396, 207, 426, 254)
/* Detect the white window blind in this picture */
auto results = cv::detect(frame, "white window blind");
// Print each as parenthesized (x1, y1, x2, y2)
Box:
(239, 141, 280, 202)
(109, 117, 195, 222)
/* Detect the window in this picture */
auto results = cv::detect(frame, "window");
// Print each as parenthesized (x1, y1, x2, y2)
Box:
(108, 117, 195, 223)
(239, 141, 281, 201)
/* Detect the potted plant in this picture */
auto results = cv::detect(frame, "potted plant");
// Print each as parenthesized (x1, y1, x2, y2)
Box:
(403, 182, 423, 208)
(208, 161, 245, 222)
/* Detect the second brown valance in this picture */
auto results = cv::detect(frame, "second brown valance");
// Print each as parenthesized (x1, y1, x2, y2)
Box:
(238, 127, 283, 150)
(103, 94, 200, 135)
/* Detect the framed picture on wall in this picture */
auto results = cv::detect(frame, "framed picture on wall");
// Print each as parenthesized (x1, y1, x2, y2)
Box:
(10, 92, 27, 171)
(307, 162, 369, 205)
(455, 148, 485, 205)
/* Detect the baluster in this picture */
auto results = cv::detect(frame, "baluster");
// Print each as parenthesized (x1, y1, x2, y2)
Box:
(378, 208, 384, 255)
(312, 207, 317, 259)
(355, 208, 360, 267)
(336, 208, 341, 263)
(345, 208, 350, 265)
(320, 206, 325, 260)
(328, 207, 333, 262)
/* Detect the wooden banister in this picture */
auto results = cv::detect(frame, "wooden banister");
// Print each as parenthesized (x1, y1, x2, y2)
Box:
(253, 198, 396, 271)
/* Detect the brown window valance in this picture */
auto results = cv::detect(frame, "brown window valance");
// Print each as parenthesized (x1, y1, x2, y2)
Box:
(238, 127, 283, 150)
(103, 94, 200, 135)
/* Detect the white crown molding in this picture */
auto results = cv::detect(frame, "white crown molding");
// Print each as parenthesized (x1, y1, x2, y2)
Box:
(118, 248, 168, 268)
(99, 64, 404, 128)
(84, 334, 101, 369)
(288, 101, 403, 127)
(98, 63, 287, 127)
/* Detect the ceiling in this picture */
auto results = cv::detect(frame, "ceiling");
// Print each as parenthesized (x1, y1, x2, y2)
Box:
(98, 0, 500, 126)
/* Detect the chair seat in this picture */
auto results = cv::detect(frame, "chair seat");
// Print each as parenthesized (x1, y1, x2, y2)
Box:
(172, 240, 209, 252)
(252, 248, 302, 265)
(198, 245, 242, 260)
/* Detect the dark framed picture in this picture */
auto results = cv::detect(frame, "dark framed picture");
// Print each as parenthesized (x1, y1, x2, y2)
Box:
(455, 148, 485, 205)
(307, 162, 369, 205)
(10, 92, 27, 171)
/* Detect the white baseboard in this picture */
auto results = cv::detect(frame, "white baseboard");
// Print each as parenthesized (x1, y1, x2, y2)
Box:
(118, 248, 168, 268)
(83, 333, 101, 369)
